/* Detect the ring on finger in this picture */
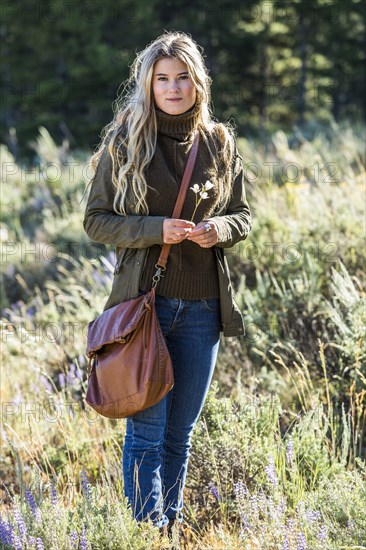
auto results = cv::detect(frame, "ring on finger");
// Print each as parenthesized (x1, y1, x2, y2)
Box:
(204, 223, 211, 233)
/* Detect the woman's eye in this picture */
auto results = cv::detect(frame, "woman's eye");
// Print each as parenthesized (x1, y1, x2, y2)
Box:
(157, 75, 190, 81)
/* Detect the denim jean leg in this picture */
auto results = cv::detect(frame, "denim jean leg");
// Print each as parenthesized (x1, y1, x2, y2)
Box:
(122, 294, 221, 528)
(122, 394, 170, 528)
(121, 292, 179, 529)
(155, 296, 221, 523)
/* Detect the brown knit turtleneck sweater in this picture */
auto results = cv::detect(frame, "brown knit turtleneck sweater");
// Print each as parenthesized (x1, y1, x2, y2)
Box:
(139, 102, 220, 299)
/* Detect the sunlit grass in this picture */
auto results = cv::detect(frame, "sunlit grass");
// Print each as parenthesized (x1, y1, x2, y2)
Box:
(1, 123, 365, 549)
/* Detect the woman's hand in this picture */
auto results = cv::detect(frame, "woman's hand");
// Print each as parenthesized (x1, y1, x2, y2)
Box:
(186, 221, 219, 248)
(163, 218, 196, 244)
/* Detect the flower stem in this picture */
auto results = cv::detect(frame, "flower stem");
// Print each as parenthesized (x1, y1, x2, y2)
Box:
(190, 197, 201, 222)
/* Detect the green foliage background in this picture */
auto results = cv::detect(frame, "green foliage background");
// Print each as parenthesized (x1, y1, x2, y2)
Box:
(1, 0, 365, 161)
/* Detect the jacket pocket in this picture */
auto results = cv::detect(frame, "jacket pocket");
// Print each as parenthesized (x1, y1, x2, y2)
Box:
(114, 248, 135, 275)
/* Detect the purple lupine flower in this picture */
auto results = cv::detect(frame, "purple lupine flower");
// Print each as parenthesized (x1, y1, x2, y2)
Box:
(12, 533, 22, 550)
(209, 482, 221, 501)
(36, 537, 45, 549)
(0, 517, 7, 544)
(234, 480, 247, 502)
(276, 499, 287, 519)
(58, 373, 66, 389)
(50, 481, 58, 507)
(80, 470, 93, 501)
(0, 516, 14, 545)
(28, 535, 36, 545)
(241, 512, 251, 531)
(306, 510, 321, 522)
(80, 525, 88, 550)
(25, 488, 40, 519)
(296, 531, 307, 550)
(282, 536, 290, 550)
(10, 300, 24, 312)
(66, 363, 75, 382)
(286, 439, 295, 467)
(257, 491, 268, 513)
(249, 493, 260, 519)
(347, 518, 355, 530)
(40, 375, 53, 393)
(77, 354, 86, 367)
(66, 363, 83, 388)
(13, 504, 27, 539)
(285, 517, 296, 539)
(318, 524, 327, 542)
(75, 368, 84, 382)
(69, 530, 79, 548)
(264, 455, 278, 487)
(75, 362, 84, 380)
(26, 307, 36, 318)
(66, 364, 80, 389)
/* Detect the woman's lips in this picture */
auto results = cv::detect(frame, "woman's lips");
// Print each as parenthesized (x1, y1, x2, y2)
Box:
(167, 98, 182, 102)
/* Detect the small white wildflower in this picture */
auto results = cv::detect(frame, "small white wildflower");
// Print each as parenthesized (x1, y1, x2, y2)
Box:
(190, 181, 215, 221)
(204, 180, 214, 191)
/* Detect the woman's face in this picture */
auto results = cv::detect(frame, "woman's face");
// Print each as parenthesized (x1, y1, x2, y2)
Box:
(152, 57, 196, 115)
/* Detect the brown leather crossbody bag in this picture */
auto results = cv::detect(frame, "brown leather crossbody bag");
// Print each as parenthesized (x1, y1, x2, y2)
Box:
(85, 131, 200, 419)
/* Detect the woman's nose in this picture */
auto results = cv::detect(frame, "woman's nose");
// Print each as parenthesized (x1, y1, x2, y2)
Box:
(169, 80, 180, 91)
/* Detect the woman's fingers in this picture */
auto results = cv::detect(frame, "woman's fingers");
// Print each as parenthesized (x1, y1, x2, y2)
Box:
(163, 218, 195, 243)
(186, 221, 219, 247)
(163, 219, 218, 247)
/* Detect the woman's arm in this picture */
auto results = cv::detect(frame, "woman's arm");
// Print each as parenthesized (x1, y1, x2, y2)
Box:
(83, 143, 167, 248)
(205, 150, 253, 248)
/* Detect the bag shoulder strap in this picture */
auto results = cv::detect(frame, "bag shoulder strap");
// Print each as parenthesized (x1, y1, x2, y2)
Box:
(156, 130, 200, 270)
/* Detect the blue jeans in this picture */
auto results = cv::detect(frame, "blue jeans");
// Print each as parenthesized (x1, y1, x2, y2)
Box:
(122, 293, 221, 528)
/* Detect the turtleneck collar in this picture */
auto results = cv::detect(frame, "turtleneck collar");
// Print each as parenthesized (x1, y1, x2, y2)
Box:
(155, 100, 201, 140)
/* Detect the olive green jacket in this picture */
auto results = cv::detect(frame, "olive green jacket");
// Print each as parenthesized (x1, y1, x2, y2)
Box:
(83, 142, 252, 337)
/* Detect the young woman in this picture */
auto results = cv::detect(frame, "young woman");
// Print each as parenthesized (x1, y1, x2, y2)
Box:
(83, 30, 252, 539)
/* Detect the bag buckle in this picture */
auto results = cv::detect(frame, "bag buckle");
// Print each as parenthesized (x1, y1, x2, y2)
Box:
(151, 264, 166, 289)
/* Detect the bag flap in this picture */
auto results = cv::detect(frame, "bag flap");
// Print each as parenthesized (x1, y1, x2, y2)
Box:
(86, 290, 154, 356)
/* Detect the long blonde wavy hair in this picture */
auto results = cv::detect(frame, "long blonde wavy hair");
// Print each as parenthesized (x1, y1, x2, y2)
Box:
(86, 31, 237, 216)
